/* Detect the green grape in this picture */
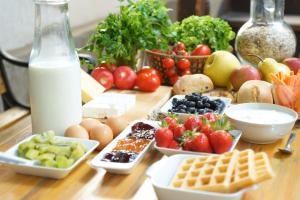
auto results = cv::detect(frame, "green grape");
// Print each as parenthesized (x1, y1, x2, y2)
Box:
(25, 149, 39, 160)
(37, 153, 56, 161)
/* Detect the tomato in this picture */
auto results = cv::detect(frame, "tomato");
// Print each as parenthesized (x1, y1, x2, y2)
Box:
(177, 59, 191, 70)
(113, 66, 137, 90)
(164, 50, 177, 56)
(181, 69, 192, 76)
(91, 67, 114, 90)
(136, 70, 161, 92)
(184, 116, 201, 131)
(137, 67, 162, 82)
(172, 42, 186, 52)
(165, 67, 177, 77)
(176, 51, 189, 57)
(100, 62, 117, 72)
(169, 75, 179, 85)
(163, 58, 175, 69)
(191, 44, 211, 56)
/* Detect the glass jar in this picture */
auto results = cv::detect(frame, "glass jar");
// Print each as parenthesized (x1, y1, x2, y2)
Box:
(235, 0, 296, 65)
(29, 0, 82, 135)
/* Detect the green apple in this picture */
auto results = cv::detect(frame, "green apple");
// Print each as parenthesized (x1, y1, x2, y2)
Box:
(203, 51, 241, 87)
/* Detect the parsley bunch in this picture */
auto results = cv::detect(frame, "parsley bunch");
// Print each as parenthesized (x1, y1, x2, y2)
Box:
(82, 0, 174, 69)
(173, 16, 235, 52)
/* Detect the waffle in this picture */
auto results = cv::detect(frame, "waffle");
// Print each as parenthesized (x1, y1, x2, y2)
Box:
(170, 149, 274, 193)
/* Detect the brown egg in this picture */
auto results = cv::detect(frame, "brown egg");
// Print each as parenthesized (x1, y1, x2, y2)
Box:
(80, 118, 103, 132)
(106, 116, 130, 137)
(90, 124, 113, 150)
(65, 125, 89, 139)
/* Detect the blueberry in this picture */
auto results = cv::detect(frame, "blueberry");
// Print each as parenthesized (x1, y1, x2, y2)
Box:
(178, 104, 187, 110)
(187, 107, 196, 113)
(197, 109, 205, 114)
(188, 101, 196, 107)
(201, 96, 209, 103)
(172, 98, 178, 104)
(204, 102, 211, 108)
(179, 109, 186, 113)
(196, 101, 204, 108)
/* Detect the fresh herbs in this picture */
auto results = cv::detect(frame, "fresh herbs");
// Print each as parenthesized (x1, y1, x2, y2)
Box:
(172, 15, 235, 52)
(82, 0, 174, 69)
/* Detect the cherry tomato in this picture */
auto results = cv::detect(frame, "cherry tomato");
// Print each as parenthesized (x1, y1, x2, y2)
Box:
(176, 51, 189, 57)
(177, 59, 191, 70)
(163, 58, 175, 69)
(191, 44, 211, 56)
(136, 70, 161, 92)
(137, 67, 162, 83)
(164, 50, 177, 56)
(172, 42, 186, 52)
(169, 75, 179, 85)
(100, 62, 117, 72)
(181, 69, 192, 76)
(113, 66, 137, 90)
(91, 67, 114, 90)
(165, 67, 177, 77)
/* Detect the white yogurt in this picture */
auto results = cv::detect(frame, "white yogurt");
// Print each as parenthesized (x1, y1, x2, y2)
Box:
(228, 108, 295, 124)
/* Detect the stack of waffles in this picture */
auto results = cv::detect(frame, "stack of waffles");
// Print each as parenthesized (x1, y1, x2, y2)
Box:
(170, 149, 274, 193)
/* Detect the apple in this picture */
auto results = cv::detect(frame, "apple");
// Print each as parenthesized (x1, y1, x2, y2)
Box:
(230, 65, 262, 91)
(283, 57, 300, 74)
(203, 51, 241, 87)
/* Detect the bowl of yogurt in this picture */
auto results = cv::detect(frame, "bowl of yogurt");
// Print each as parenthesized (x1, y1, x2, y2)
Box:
(225, 103, 298, 144)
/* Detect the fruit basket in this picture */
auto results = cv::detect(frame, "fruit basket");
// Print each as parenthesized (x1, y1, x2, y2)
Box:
(144, 49, 209, 85)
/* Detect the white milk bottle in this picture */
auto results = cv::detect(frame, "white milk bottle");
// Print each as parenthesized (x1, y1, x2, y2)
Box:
(29, 0, 82, 135)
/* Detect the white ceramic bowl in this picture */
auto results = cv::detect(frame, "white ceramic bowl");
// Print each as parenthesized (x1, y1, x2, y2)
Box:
(225, 103, 298, 144)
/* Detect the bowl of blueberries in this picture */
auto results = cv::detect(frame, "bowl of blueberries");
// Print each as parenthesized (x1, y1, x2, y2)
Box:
(160, 93, 231, 120)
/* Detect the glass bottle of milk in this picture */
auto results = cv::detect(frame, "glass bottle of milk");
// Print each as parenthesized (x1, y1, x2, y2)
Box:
(29, 0, 82, 135)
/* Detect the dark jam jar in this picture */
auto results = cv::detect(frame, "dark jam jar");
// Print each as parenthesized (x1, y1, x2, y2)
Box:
(129, 122, 156, 140)
(101, 150, 138, 163)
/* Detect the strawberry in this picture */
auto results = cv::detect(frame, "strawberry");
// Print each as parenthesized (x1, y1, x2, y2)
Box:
(200, 123, 213, 138)
(209, 130, 233, 154)
(168, 140, 180, 149)
(163, 116, 178, 131)
(173, 125, 185, 139)
(184, 116, 201, 131)
(183, 139, 194, 151)
(202, 112, 219, 122)
(155, 128, 173, 147)
(190, 133, 212, 153)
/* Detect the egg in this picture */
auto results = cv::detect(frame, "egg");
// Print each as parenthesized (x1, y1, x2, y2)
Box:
(65, 125, 89, 139)
(90, 124, 113, 150)
(106, 116, 130, 137)
(80, 118, 103, 132)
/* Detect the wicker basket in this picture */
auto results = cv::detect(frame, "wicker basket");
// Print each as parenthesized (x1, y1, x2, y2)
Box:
(144, 49, 209, 85)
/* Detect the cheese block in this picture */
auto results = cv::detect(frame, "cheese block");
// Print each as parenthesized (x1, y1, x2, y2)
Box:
(81, 69, 105, 103)
(83, 93, 136, 118)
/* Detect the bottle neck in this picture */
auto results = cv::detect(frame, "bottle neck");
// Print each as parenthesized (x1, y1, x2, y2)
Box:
(31, 1, 77, 62)
(250, 0, 285, 24)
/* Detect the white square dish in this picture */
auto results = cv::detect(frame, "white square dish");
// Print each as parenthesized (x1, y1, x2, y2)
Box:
(0, 135, 99, 179)
(154, 130, 242, 156)
(160, 95, 231, 120)
(146, 154, 258, 200)
(89, 120, 160, 174)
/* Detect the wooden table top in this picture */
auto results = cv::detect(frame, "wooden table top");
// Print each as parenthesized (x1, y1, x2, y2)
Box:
(1, 86, 300, 200)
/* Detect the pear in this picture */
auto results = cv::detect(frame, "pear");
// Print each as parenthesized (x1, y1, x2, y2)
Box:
(257, 57, 290, 82)
(203, 51, 241, 87)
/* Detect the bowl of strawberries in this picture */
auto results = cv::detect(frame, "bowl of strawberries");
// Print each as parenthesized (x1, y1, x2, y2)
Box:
(154, 113, 242, 156)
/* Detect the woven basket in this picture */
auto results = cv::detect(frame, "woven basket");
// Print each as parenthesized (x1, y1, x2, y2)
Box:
(144, 49, 209, 85)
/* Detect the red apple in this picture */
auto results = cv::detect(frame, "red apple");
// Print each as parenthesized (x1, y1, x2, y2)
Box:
(283, 57, 300, 74)
(230, 65, 262, 91)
